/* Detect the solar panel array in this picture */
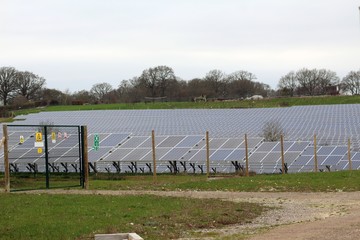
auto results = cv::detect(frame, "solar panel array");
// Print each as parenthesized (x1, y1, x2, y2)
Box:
(1, 104, 360, 174)
(1, 130, 359, 174)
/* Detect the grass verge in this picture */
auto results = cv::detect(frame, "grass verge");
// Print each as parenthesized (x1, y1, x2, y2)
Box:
(0, 193, 265, 240)
(89, 170, 360, 192)
(1, 170, 359, 192)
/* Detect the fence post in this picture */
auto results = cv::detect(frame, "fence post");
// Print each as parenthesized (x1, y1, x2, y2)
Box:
(206, 131, 210, 178)
(44, 126, 50, 189)
(81, 126, 89, 190)
(348, 138, 352, 171)
(280, 134, 285, 175)
(3, 125, 10, 192)
(314, 134, 318, 173)
(151, 130, 157, 181)
(245, 134, 249, 177)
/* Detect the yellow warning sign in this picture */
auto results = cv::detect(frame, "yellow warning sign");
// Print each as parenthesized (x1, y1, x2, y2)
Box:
(35, 132, 43, 142)
(34, 132, 44, 147)
(37, 148, 42, 154)
(51, 132, 56, 143)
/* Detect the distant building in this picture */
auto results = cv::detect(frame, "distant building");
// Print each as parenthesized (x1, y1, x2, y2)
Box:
(246, 95, 264, 100)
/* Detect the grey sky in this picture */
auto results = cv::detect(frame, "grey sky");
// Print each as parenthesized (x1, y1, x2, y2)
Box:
(1, 0, 359, 92)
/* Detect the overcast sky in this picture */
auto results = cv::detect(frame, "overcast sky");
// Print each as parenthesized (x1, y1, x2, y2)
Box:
(1, 0, 359, 92)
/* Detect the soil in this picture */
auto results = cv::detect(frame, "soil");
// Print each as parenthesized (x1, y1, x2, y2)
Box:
(12, 189, 360, 239)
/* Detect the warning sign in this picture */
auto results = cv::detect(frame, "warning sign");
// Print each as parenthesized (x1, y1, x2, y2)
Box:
(20, 135, 24, 144)
(51, 132, 56, 143)
(34, 131, 44, 148)
(36, 132, 42, 142)
(37, 148, 43, 154)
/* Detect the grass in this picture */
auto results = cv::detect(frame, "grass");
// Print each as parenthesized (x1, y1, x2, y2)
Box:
(0, 171, 358, 239)
(2, 170, 359, 192)
(9, 95, 360, 118)
(0, 193, 265, 240)
(88, 170, 360, 192)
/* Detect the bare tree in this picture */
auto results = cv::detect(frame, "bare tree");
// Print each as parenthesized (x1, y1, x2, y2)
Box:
(41, 88, 67, 105)
(261, 120, 284, 142)
(226, 71, 270, 98)
(204, 69, 227, 97)
(295, 68, 339, 96)
(296, 68, 318, 96)
(72, 90, 94, 104)
(139, 65, 176, 97)
(341, 70, 360, 95)
(278, 71, 297, 96)
(0, 67, 18, 105)
(228, 70, 257, 82)
(187, 78, 209, 98)
(90, 82, 113, 103)
(316, 69, 339, 94)
(15, 71, 46, 101)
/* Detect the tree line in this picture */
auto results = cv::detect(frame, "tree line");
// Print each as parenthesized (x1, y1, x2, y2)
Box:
(0, 65, 359, 108)
(278, 68, 360, 96)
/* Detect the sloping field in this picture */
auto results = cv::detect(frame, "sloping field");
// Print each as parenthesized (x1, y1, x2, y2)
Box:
(1, 104, 360, 174)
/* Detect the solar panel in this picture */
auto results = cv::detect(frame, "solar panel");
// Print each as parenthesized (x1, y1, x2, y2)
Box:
(352, 161, 360, 169)
(317, 146, 335, 155)
(249, 152, 268, 162)
(119, 136, 148, 148)
(292, 155, 313, 165)
(220, 138, 244, 148)
(209, 138, 228, 149)
(122, 149, 151, 161)
(160, 148, 191, 161)
(142, 148, 171, 161)
(288, 141, 310, 151)
(321, 155, 342, 165)
(210, 149, 233, 161)
(88, 148, 112, 162)
(157, 136, 186, 148)
(256, 142, 278, 152)
(176, 135, 203, 147)
(332, 146, 348, 156)
(284, 152, 301, 164)
(352, 152, 360, 160)
(180, 149, 199, 161)
(3, 104, 360, 173)
(102, 148, 134, 162)
(225, 149, 246, 161)
(272, 141, 295, 152)
(99, 133, 129, 147)
(261, 152, 280, 163)
(139, 136, 167, 148)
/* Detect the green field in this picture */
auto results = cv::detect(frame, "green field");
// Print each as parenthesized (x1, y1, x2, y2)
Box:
(10, 95, 360, 118)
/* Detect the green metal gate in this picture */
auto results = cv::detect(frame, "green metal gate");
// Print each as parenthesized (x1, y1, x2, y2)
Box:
(3, 124, 88, 191)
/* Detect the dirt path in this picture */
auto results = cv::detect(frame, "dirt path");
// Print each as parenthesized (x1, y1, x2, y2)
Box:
(16, 190, 360, 239)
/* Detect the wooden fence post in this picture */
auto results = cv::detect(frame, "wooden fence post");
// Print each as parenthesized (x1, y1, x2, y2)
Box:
(245, 134, 249, 177)
(206, 131, 210, 178)
(152, 130, 157, 181)
(3, 125, 10, 192)
(314, 134, 318, 173)
(348, 138, 352, 171)
(280, 134, 285, 175)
